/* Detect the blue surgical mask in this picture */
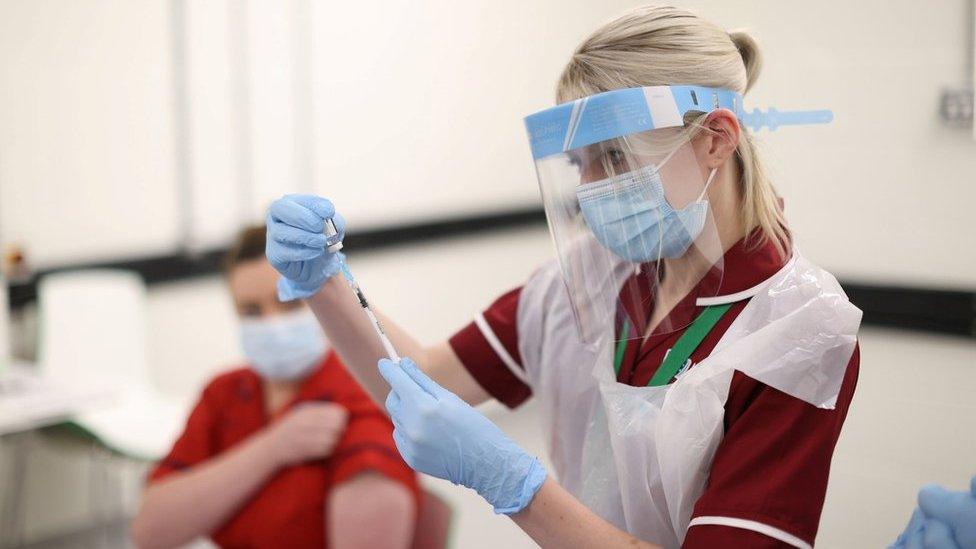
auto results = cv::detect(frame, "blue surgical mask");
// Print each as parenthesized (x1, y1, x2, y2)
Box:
(576, 160, 716, 262)
(240, 310, 327, 381)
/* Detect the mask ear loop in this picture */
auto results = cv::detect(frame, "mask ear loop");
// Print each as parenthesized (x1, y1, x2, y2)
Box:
(696, 168, 718, 202)
(653, 144, 682, 173)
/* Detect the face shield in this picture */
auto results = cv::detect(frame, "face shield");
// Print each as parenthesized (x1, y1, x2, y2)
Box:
(524, 85, 832, 344)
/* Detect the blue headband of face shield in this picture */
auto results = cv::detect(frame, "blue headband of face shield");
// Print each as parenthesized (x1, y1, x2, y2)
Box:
(523, 84, 832, 160)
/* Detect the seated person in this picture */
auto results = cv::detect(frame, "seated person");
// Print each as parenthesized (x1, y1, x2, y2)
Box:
(131, 225, 418, 549)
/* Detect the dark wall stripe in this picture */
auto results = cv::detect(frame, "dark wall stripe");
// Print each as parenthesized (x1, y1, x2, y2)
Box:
(7, 207, 975, 338)
(842, 283, 976, 337)
(6, 208, 548, 310)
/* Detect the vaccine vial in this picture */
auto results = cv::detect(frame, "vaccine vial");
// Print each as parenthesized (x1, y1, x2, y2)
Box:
(323, 218, 343, 253)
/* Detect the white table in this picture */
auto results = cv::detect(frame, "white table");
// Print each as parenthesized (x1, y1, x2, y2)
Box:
(0, 361, 116, 547)
(0, 362, 115, 436)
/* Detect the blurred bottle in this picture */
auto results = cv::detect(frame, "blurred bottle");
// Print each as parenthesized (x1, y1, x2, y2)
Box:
(0, 243, 28, 372)
(4, 244, 30, 282)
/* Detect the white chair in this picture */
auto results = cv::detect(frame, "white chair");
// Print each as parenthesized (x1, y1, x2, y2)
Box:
(37, 269, 185, 461)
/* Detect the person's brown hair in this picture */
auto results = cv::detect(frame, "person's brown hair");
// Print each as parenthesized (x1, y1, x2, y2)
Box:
(223, 224, 267, 274)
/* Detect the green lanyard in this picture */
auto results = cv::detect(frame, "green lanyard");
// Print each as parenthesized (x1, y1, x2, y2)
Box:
(613, 303, 734, 387)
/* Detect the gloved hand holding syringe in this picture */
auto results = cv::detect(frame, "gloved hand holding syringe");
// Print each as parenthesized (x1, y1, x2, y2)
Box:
(322, 218, 401, 363)
(267, 194, 546, 518)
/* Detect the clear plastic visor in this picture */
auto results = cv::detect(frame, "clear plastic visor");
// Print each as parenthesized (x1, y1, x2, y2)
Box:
(534, 127, 726, 344)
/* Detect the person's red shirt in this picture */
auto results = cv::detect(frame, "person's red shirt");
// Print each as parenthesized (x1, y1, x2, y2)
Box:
(449, 233, 858, 549)
(148, 351, 419, 548)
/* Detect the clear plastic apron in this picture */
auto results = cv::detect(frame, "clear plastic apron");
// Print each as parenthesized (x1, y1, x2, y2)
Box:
(518, 253, 861, 548)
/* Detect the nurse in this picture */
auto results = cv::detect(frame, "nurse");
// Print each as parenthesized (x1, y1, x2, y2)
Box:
(267, 6, 860, 548)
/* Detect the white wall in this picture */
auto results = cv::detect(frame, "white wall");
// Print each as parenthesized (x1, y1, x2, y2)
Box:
(0, 0, 179, 266)
(820, 327, 976, 547)
(2, 0, 974, 287)
(0, 0, 645, 265)
(681, 0, 976, 288)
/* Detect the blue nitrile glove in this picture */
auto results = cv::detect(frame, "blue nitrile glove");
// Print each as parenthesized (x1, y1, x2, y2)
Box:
(891, 517, 958, 549)
(917, 478, 976, 547)
(890, 477, 976, 549)
(891, 508, 928, 549)
(378, 357, 547, 515)
(266, 194, 346, 301)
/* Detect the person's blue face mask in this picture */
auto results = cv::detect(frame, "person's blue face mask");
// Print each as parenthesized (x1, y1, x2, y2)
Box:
(576, 157, 716, 262)
(240, 310, 326, 381)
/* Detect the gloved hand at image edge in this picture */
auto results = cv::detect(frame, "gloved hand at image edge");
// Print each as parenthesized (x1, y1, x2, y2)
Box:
(890, 476, 976, 549)
(266, 194, 346, 301)
(378, 357, 547, 515)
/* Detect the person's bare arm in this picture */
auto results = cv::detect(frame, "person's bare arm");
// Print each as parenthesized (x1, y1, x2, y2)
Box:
(327, 472, 416, 549)
(130, 431, 278, 549)
(131, 403, 347, 549)
(510, 478, 661, 549)
(307, 276, 490, 407)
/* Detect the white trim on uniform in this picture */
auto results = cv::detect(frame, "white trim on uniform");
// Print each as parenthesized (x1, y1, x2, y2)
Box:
(688, 516, 812, 549)
(474, 312, 530, 386)
(695, 252, 800, 307)
(695, 283, 767, 306)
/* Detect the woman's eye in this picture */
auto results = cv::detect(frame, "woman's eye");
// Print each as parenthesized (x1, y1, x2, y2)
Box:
(606, 149, 626, 168)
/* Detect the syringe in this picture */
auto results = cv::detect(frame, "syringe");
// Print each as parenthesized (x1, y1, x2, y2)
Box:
(323, 218, 401, 362)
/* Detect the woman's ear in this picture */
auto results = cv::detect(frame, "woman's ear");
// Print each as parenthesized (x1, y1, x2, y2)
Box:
(700, 109, 740, 169)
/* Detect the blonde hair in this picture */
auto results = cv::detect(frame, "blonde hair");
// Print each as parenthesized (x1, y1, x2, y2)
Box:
(556, 5, 789, 259)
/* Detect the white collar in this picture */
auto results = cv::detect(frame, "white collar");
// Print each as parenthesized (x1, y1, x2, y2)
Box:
(695, 252, 798, 307)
